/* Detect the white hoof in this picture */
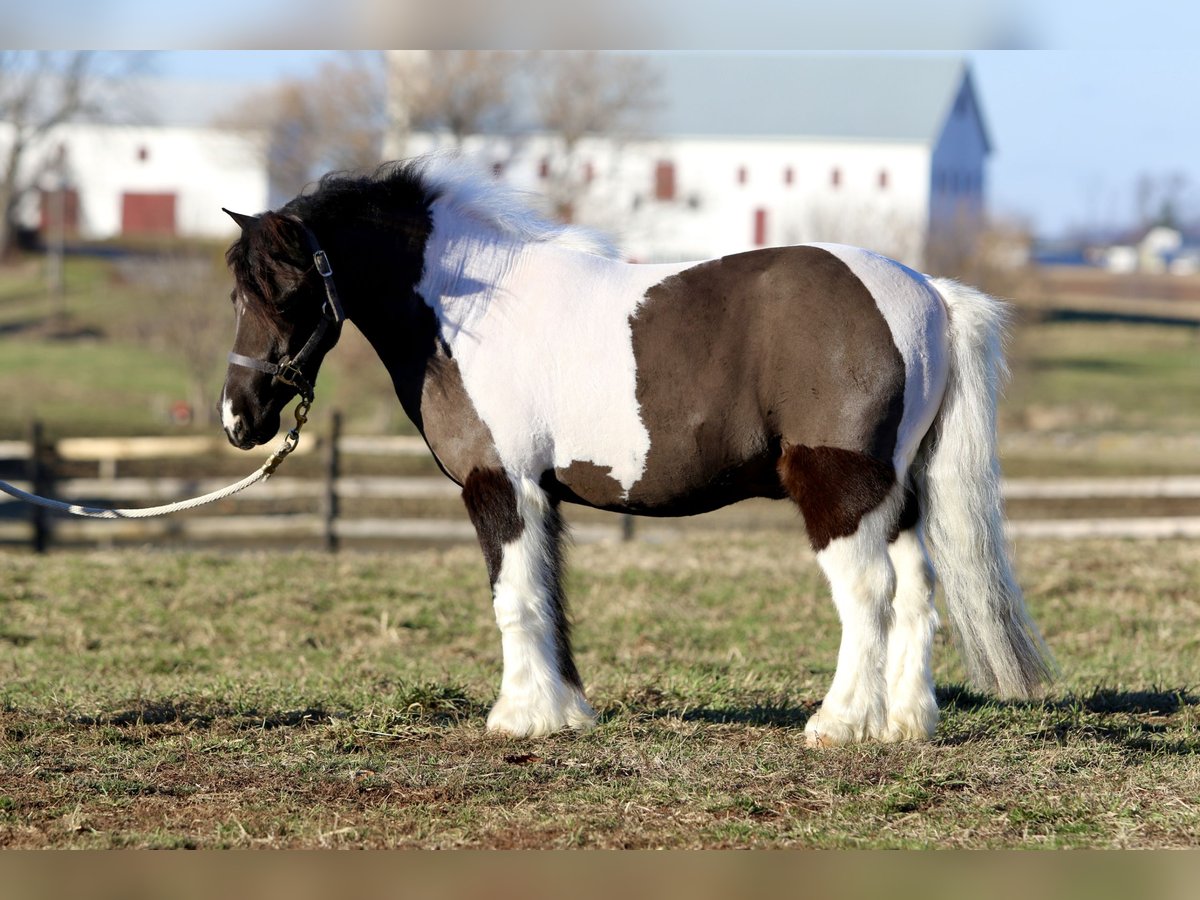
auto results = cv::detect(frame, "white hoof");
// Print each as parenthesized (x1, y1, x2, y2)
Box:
(486, 688, 597, 738)
(804, 705, 885, 747)
(883, 699, 939, 742)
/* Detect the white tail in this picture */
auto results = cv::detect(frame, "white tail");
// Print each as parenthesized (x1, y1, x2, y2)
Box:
(919, 278, 1055, 698)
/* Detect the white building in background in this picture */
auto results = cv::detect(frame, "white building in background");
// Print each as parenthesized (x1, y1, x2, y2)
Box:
(3, 121, 267, 241)
(391, 55, 990, 267)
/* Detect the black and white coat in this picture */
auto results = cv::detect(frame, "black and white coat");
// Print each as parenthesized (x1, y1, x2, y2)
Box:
(220, 158, 1052, 745)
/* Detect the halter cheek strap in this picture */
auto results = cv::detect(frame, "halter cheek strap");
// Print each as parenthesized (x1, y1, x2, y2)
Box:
(228, 217, 345, 404)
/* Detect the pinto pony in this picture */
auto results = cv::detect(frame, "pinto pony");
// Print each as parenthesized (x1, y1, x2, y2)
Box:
(219, 158, 1053, 746)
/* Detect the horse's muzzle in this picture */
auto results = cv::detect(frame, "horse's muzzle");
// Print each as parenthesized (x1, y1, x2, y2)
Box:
(221, 397, 278, 450)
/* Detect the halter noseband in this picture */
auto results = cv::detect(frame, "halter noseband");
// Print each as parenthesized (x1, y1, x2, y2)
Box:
(227, 216, 345, 404)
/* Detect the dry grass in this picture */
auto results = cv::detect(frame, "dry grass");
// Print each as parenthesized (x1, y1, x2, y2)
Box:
(1, 532, 1197, 848)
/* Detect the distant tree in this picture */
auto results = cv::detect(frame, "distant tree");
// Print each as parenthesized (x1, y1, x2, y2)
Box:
(404, 51, 522, 148)
(532, 52, 662, 222)
(0, 52, 145, 258)
(1135, 170, 1190, 232)
(222, 53, 387, 205)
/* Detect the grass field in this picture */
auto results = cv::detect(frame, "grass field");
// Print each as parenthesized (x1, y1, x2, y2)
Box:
(2, 532, 1197, 849)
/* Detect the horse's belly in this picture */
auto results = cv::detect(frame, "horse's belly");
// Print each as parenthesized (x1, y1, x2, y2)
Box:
(549, 440, 785, 515)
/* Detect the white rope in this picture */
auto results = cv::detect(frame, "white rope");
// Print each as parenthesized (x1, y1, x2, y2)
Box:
(0, 430, 300, 520)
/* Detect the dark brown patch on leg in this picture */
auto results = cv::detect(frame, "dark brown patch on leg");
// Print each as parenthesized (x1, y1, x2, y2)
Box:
(889, 483, 920, 543)
(778, 445, 896, 552)
(461, 468, 582, 690)
(542, 495, 583, 689)
(461, 468, 522, 584)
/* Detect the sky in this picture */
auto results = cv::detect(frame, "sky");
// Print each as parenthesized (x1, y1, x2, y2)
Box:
(970, 51, 1200, 238)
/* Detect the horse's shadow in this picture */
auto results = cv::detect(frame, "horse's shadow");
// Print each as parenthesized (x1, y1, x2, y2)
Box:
(70, 700, 342, 731)
(59, 685, 1199, 755)
(936, 684, 1198, 754)
(606, 684, 1199, 754)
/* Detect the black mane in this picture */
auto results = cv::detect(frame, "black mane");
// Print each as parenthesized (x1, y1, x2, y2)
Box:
(225, 161, 437, 320)
(281, 160, 436, 231)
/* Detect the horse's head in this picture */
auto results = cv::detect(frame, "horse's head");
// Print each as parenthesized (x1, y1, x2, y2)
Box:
(220, 209, 344, 449)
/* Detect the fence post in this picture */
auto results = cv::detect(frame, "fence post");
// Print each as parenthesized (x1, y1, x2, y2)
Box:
(621, 513, 635, 542)
(322, 410, 341, 552)
(27, 420, 52, 553)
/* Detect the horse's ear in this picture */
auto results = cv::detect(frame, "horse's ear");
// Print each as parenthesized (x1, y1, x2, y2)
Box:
(222, 208, 260, 231)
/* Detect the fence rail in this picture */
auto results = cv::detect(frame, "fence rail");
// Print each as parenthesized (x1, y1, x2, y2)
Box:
(6, 423, 1200, 550)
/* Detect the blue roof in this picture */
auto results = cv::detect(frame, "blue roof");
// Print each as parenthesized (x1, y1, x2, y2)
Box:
(650, 54, 978, 146)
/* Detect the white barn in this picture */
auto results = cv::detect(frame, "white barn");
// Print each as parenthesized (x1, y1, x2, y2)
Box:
(395, 55, 990, 268)
(3, 121, 268, 241)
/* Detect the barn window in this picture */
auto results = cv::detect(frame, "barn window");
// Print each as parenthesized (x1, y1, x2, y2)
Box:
(654, 161, 676, 201)
(137, 145, 149, 162)
(830, 167, 841, 188)
(784, 166, 794, 186)
(753, 208, 768, 247)
(878, 169, 889, 190)
(737, 166, 748, 186)
(538, 157, 550, 179)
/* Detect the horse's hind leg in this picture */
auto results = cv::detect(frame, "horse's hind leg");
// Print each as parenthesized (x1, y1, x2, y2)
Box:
(883, 488, 939, 742)
(779, 445, 901, 746)
(461, 468, 596, 737)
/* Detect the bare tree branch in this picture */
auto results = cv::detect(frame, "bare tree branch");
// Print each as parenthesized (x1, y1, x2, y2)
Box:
(406, 51, 523, 147)
(219, 52, 387, 204)
(534, 52, 660, 153)
(531, 52, 662, 222)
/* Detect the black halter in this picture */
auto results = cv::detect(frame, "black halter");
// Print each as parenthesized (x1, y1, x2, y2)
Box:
(227, 217, 345, 404)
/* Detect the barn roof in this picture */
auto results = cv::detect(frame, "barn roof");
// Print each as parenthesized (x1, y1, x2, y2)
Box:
(650, 54, 985, 149)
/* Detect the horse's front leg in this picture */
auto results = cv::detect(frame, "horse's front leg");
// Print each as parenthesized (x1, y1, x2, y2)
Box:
(462, 468, 596, 737)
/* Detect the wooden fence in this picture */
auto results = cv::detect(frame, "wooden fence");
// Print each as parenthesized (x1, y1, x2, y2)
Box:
(5, 419, 1200, 550)
(0, 417, 632, 551)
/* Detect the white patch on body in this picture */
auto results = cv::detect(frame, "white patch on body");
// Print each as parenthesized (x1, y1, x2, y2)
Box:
(485, 476, 596, 737)
(417, 198, 692, 495)
(805, 243, 950, 473)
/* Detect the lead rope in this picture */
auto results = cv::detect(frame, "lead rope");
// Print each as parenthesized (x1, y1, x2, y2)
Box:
(0, 397, 311, 520)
